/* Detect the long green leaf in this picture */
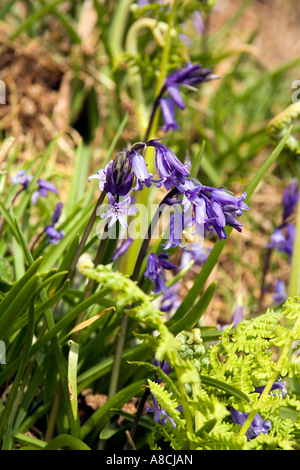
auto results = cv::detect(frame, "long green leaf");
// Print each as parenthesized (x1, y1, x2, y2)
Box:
(12, 219, 79, 437)
(43, 435, 90, 451)
(12, 280, 70, 335)
(0, 274, 40, 339)
(9, 0, 67, 40)
(0, 257, 42, 314)
(68, 340, 79, 421)
(0, 300, 35, 444)
(200, 375, 250, 404)
(13, 433, 47, 450)
(168, 281, 217, 332)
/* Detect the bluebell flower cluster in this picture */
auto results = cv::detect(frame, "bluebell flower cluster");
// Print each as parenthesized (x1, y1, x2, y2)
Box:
(89, 137, 249, 295)
(11, 171, 64, 245)
(45, 202, 65, 245)
(158, 62, 219, 133)
(272, 279, 287, 305)
(11, 170, 33, 188)
(31, 179, 58, 205)
(88, 61, 248, 296)
(160, 283, 181, 313)
(144, 252, 177, 295)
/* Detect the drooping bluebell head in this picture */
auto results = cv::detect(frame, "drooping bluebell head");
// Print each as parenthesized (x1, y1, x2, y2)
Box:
(162, 211, 186, 251)
(45, 225, 65, 245)
(158, 62, 219, 132)
(45, 202, 64, 245)
(230, 377, 287, 439)
(111, 237, 133, 262)
(146, 139, 191, 190)
(144, 252, 177, 294)
(254, 377, 287, 398)
(11, 170, 33, 188)
(160, 98, 181, 133)
(164, 62, 217, 97)
(267, 223, 295, 261)
(230, 408, 271, 440)
(31, 179, 58, 205)
(152, 357, 171, 383)
(51, 202, 63, 225)
(145, 394, 183, 428)
(192, 10, 205, 35)
(105, 149, 134, 197)
(283, 179, 299, 221)
(131, 149, 156, 191)
(160, 283, 181, 313)
(273, 279, 287, 305)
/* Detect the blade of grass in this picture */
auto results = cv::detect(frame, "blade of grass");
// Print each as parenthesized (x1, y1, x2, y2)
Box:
(43, 434, 91, 451)
(168, 281, 217, 332)
(103, 112, 128, 166)
(9, 0, 67, 40)
(13, 218, 79, 437)
(0, 299, 35, 444)
(67, 340, 79, 421)
(0, 287, 112, 386)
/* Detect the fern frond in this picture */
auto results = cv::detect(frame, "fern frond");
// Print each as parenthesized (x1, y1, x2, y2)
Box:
(281, 296, 300, 321)
(195, 423, 248, 450)
(245, 429, 295, 450)
(148, 379, 185, 429)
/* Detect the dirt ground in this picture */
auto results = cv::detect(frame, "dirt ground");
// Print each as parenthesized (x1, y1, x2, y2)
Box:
(211, 0, 300, 67)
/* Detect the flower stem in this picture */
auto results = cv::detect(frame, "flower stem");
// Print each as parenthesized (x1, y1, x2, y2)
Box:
(131, 187, 178, 282)
(65, 190, 106, 282)
(108, 0, 133, 59)
(124, 387, 150, 450)
(106, 188, 178, 424)
(173, 360, 195, 450)
(72, 223, 109, 340)
(107, 311, 129, 400)
(125, 18, 168, 139)
(144, 0, 178, 142)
